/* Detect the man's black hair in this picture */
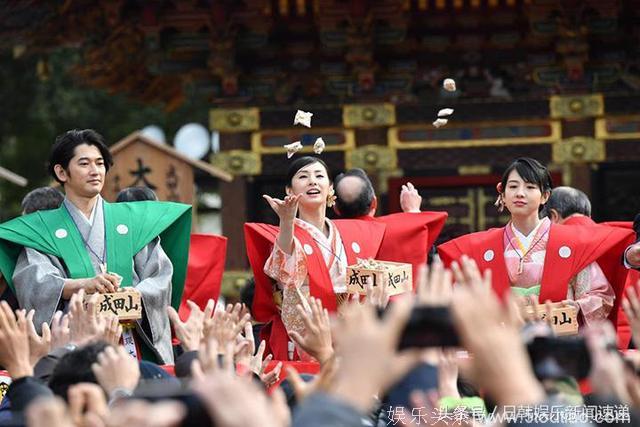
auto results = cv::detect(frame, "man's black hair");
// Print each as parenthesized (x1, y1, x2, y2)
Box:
(47, 341, 109, 400)
(21, 187, 64, 214)
(116, 186, 158, 202)
(334, 168, 375, 218)
(239, 277, 255, 316)
(48, 129, 113, 184)
(543, 186, 591, 219)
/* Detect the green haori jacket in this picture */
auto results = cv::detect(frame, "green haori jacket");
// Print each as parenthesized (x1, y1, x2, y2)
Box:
(0, 200, 192, 309)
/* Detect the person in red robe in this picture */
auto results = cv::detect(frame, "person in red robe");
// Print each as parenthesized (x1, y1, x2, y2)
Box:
(179, 234, 228, 320)
(245, 158, 446, 360)
(544, 186, 635, 348)
(438, 158, 632, 329)
(333, 168, 447, 289)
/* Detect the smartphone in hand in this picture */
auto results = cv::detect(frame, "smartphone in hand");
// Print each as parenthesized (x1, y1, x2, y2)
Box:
(378, 305, 460, 349)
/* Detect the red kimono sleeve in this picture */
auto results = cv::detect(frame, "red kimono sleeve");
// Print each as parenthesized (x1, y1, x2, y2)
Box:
(375, 211, 448, 290)
(244, 223, 291, 359)
(178, 234, 227, 321)
(600, 221, 637, 348)
(438, 228, 511, 298)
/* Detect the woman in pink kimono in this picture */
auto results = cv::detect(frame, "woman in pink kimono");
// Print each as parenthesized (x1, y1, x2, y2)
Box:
(439, 157, 629, 327)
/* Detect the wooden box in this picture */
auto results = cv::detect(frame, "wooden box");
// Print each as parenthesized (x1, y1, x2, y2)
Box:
(86, 288, 143, 321)
(525, 302, 579, 336)
(346, 260, 412, 296)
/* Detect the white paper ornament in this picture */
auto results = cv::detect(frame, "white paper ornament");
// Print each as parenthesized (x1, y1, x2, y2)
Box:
(432, 118, 448, 128)
(293, 110, 313, 128)
(443, 78, 456, 92)
(313, 137, 325, 154)
(437, 108, 454, 117)
(284, 141, 303, 158)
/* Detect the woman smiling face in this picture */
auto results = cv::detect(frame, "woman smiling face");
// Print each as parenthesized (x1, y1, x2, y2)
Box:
(503, 169, 549, 218)
(287, 161, 332, 209)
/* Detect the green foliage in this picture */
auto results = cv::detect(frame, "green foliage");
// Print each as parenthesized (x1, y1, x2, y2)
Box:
(0, 48, 210, 220)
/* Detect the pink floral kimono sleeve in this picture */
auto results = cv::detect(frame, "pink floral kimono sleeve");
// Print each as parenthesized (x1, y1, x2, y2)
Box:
(263, 240, 311, 345)
(264, 240, 307, 291)
(568, 261, 615, 326)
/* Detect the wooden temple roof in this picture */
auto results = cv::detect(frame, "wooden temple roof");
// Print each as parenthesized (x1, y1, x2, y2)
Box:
(1, 0, 639, 110)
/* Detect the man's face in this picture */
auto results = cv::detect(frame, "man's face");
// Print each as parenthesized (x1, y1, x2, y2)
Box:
(54, 143, 106, 198)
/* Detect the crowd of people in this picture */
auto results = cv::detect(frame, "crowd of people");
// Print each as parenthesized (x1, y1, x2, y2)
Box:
(1, 129, 640, 426)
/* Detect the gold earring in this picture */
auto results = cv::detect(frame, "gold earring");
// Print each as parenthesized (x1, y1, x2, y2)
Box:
(494, 195, 505, 213)
(326, 187, 337, 208)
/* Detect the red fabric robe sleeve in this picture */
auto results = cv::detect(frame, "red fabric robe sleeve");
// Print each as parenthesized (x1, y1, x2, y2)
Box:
(373, 211, 448, 290)
(438, 228, 511, 298)
(540, 224, 633, 311)
(599, 221, 637, 348)
(245, 223, 299, 360)
(178, 234, 227, 321)
(333, 219, 387, 265)
(563, 216, 596, 227)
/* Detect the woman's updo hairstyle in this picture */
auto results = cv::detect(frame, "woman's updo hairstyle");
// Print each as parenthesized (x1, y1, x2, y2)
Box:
(285, 156, 331, 188)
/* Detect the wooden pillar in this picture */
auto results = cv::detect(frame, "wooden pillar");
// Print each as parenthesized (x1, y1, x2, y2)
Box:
(221, 176, 248, 270)
(550, 94, 604, 195)
(344, 104, 398, 214)
(209, 108, 257, 271)
(561, 118, 594, 196)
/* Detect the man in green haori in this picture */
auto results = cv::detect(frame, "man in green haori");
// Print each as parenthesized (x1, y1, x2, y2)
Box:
(0, 129, 191, 364)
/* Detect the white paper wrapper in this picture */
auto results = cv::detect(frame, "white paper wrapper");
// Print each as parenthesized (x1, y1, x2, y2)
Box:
(355, 258, 391, 270)
(432, 118, 448, 128)
(284, 141, 303, 158)
(293, 110, 313, 128)
(443, 78, 456, 92)
(437, 108, 454, 117)
(313, 137, 325, 154)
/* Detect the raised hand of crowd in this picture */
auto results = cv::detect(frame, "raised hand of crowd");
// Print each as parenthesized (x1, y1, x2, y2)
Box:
(5, 268, 640, 427)
(166, 299, 214, 352)
(288, 296, 334, 365)
(0, 301, 32, 379)
(68, 290, 121, 347)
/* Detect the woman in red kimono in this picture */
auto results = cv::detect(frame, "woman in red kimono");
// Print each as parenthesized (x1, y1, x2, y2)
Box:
(245, 157, 387, 360)
(438, 157, 630, 327)
(246, 156, 448, 360)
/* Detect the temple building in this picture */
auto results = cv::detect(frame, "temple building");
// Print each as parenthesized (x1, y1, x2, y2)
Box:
(3, 0, 640, 293)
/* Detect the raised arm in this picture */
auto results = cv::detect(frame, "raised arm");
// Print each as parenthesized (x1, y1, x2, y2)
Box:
(263, 193, 301, 255)
(400, 182, 422, 213)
